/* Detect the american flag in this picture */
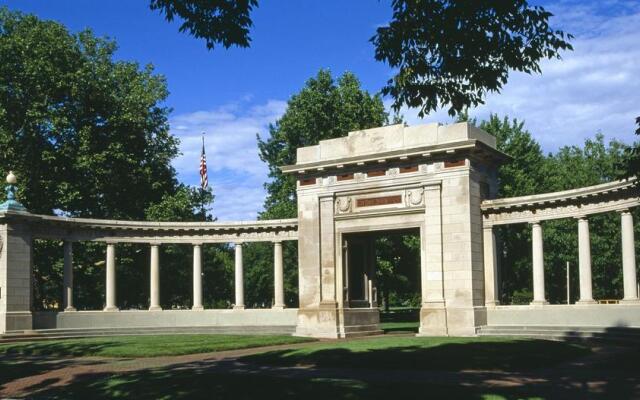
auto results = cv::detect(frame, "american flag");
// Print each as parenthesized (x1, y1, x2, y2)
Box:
(199, 134, 208, 189)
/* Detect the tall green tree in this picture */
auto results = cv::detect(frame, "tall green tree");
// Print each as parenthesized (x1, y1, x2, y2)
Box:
(0, 9, 213, 310)
(257, 69, 388, 220)
(0, 7, 178, 219)
(245, 70, 388, 307)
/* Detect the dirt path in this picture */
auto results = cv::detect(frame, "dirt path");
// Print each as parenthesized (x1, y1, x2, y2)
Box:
(0, 340, 324, 397)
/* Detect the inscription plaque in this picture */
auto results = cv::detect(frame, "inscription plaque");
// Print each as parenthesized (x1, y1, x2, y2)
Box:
(356, 195, 402, 208)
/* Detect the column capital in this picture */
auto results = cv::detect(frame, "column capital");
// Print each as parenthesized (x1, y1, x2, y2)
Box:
(192, 242, 203, 247)
(482, 225, 494, 232)
(619, 208, 632, 216)
(574, 215, 589, 221)
(233, 241, 244, 247)
(529, 220, 541, 226)
(273, 240, 283, 245)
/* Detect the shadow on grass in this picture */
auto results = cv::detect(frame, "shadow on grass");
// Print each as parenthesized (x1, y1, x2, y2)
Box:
(245, 339, 590, 372)
(0, 340, 116, 386)
(2, 340, 117, 358)
(23, 356, 639, 400)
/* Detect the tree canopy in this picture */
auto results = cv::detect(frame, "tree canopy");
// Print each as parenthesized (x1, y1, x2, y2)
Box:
(0, 9, 220, 311)
(257, 69, 388, 219)
(372, 0, 573, 117)
(0, 7, 178, 219)
(149, 0, 257, 50)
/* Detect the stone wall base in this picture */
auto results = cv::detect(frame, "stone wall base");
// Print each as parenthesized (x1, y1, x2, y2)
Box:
(486, 304, 640, 328)
(295, 306, 382, 338)
(419, 306, 486, 337)
(24, 309, 297, 332)
(0, 311, 33, 333)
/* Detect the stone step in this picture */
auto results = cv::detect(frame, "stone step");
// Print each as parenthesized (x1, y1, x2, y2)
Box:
(477, 325, 640, 333)
(476, 325, 640, 345)
(0, 325, 296, 343)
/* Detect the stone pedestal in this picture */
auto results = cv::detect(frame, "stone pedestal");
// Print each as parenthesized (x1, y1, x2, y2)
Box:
(0, 221, 33, 333)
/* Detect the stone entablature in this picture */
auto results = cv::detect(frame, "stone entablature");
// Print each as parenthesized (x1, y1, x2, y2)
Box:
(481, 178, 639, 226)
(281, 122, 508, 178)
(0, 210, 298, 243)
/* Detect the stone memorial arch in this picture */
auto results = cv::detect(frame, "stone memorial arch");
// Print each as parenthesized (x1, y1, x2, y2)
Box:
(283, 122, 506, 337)
(1, 122, 639, 339)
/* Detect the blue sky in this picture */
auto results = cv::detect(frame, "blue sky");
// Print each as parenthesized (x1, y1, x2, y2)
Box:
(3, 0, 640, 220)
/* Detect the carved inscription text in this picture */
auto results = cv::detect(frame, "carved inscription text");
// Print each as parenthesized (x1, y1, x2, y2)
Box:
(356, 195, 402, 208)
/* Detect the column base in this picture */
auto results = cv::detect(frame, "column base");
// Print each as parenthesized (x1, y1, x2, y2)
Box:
(148, 306, 162, 311)
(576, 299, 597, 305)
(192, 305, 204, 311)
(621, 298, 640, 304)
(485, 301, 500, 307)
(103, 306, 119, 312)
(272, 305, 286, 310)
(529, 300, 549, 306)
(64, 307, 77, 312)
(233, 305, 245, 310)
(418, 302, 447, 336)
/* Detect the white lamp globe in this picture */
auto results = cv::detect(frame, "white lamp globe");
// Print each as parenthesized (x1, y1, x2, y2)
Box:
(6, 171, 17, 185)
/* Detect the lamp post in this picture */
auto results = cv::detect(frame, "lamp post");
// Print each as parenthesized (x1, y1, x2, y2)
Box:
(0, 171, 27, 212)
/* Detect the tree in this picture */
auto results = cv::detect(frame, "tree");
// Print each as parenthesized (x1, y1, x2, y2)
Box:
(371, 0, 573, 117)
(623, 116, 640, 179)
(257, 69, 388, 220)
(246, 70, 388, 306)
(0, 9, 213, 310)
(0, 8, 179, 219)
(149, 0, 257, 50)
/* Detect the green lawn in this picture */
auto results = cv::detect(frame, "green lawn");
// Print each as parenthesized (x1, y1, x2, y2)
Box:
(0, 334, 313, 358)
(379, 321, 419, 333)
(244, 335, 590, 371)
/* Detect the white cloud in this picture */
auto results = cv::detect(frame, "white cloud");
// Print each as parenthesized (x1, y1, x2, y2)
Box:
(169, 98, 287, 221)
(402, 2, 640, 152)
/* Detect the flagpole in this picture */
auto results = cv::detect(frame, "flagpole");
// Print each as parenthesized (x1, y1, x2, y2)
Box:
(201, 132, 206, 221)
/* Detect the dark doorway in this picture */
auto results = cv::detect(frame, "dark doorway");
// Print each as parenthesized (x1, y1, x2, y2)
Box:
(343, 228, 421, 333)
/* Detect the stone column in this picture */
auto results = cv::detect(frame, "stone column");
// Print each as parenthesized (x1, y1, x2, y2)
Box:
(273, 241, 285, 309)
(621, 210, 639, 302)
(149, 244, 162, 311)
(104, 243, 119, 311)
(577, 217, 595, 304)
(530, 222, 547, 305)
(319, 195, 337, 305)
(419, 184, 447, 336)
(234, 243, 245, 309)
(192, 243, 204, 310)
(483, 226, 499, 306)
(63, 241, 76, 311)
